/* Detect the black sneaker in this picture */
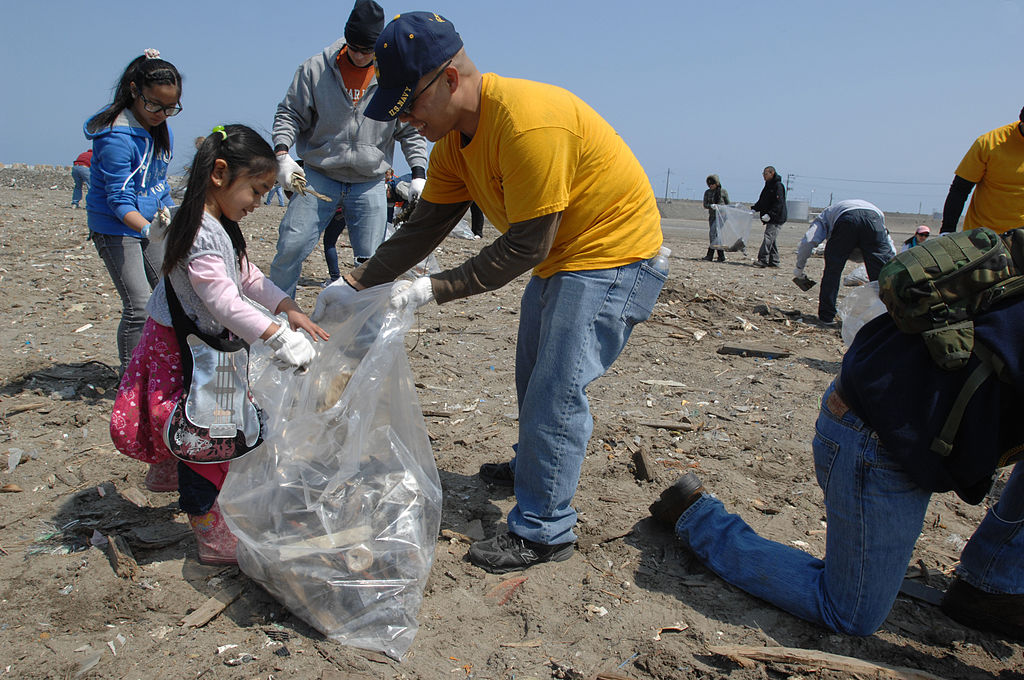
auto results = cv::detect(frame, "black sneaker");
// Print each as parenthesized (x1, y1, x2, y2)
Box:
(479, 461, 515, 486)
(649, 473, 705, 530)
(467, 531, 575, 573)
(941, 577, 1024, 641)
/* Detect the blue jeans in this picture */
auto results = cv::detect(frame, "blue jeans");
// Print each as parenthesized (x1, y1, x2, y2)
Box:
(71, 165, 90, 206)
(269, 167, 386, 297)
(265, 185, 285, 206)
(819, 210, 891, 322)
(506, 257, 667, 545)
(675, 382, 1024, 635)
(90, 231, 164, 373)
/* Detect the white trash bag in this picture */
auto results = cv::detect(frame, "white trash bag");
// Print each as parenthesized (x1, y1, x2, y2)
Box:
(838, 281, 888, 348)
(712, 205, 755, 252)
(219, 286, 441, 659)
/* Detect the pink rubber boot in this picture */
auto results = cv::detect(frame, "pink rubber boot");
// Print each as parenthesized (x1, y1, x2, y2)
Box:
(144, 457, 179, 492)
(188, 501, 238, 565)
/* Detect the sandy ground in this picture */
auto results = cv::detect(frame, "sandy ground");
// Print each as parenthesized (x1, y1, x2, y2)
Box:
(0, 175, 1021, 679)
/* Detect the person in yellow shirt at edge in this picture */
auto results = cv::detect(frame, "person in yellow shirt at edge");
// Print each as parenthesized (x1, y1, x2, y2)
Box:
(314, 11, 666, 573)
(940, 106, 1024, 234)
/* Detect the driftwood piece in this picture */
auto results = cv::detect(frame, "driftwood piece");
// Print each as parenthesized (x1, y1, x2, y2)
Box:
(637, 420, 696, 432)
(708, 644, 950, 680)
(898, 578, 944, 606)
(105, 533, 138, 579)
(180, 582, 244, 628)
(716, 344, 792, 359)
(631, 448, 658, 482)
(1, 401, 49, 416)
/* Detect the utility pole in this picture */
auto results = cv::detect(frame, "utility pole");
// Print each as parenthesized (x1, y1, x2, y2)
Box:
(786, 173, 794, 193)
(664, 169, 671, 203)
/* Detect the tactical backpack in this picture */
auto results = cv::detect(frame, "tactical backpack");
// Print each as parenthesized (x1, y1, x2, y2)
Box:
(877, 226, 1024, 456)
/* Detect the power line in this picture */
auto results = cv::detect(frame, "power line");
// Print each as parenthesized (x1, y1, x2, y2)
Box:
(794, 174, 947, 187)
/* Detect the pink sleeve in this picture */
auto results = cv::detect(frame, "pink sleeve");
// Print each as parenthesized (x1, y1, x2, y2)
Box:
(187, 255, 276, 344)
(239, 256, 289, 313)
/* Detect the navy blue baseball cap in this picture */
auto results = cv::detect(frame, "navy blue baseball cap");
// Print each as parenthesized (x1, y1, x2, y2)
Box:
(364, 11, 463, 121)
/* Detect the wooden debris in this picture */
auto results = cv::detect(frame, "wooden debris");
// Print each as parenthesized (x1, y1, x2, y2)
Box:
(119, 487, 150, 508)
(709, 644, 950, 680)
(631, 448, 658, 482)
(499, 639, 543, 648)
(180, 582, 244, 628)
(898, 578, 944, 606)
(716, 344, 792, 359)
(637, 419, 696, 432)
(2, 401, 48, 416)
(1, 483, 23, 493)
(105, 534, 138, 579)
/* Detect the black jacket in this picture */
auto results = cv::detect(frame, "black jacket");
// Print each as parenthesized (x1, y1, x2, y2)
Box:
(752, 174, 787, 225)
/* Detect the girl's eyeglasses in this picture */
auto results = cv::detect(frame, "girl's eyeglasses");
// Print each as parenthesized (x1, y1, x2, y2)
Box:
(137, 90, 182, 117)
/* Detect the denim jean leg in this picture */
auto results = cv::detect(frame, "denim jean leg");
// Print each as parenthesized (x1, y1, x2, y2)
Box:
(91, 232, 163, 372)
(71, 165, 89, 205)
(323, 214, 346, 281)
(508, 260, 665, 545)
(675, 384, 932, 635)
(956, 462, 1024, 594)
(269, 167, 341, 296)
(340, 179, 387, 264)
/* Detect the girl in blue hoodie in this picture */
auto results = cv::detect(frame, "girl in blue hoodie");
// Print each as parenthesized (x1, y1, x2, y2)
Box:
(85, 49, 182, 380)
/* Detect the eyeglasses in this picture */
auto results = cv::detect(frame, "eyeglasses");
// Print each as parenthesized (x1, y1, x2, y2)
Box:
(136, 89, 182, 116)
(348, 44, 375, 55)
(398, 59, 453, 117)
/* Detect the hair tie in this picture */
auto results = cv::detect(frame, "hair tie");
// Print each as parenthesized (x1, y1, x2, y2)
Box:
(144, 48, 161, 60)
(211, 125, 227, 140)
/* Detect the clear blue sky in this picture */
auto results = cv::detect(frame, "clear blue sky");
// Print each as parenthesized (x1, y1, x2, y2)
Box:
(2, 0, 1021, 214)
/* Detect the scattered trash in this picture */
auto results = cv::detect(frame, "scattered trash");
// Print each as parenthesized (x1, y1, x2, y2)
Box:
(59, 585, 73, 595)
(586, 604, 608, 617)
(216, 644, 238, 655)
(486, 576, 527, 606)
(73, 323, 93, 333)
(273, 645, 291, 657)
(72, 653, 102, 679)
(223, 654, 255, 666)
(1, 484, 23, 493)
(654, 622, 689, 641)
(90, 530, 108, 547)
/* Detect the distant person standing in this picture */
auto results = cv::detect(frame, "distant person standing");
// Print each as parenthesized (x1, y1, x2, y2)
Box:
(900, 225, 930, 252)
(701, 174, 729, 262)
(751, 166, 787, 267)
(265, 182, 286, 206)
(269, 0, 429, 296)
(791, 199, 894, 327)
(941, 106, 1024, 234)
(84, 49, 180, 375)
(71, 149, 92, 208)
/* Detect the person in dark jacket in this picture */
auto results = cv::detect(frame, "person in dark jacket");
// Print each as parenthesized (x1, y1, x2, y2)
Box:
(702, 174, 729, 262)
(649, 292, 1024, 641)
(751, 166, 787, 267)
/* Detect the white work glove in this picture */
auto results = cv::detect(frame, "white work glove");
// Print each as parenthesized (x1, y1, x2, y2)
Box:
(760, 213, 771, 223)
(148, 207, 172, 242)
(276, 154, 304, 192)
(408, 177, 426, 202)
(710, 204, 719, 211)
(264, 324, 315, 370)
(312, 277, 360, 322)
(390, 277, 434, 310)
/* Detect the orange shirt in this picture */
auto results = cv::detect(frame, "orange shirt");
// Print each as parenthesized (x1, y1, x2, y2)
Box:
(336, 47, 375, 106)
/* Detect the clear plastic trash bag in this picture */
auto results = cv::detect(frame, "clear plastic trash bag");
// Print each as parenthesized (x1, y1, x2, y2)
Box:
(383, 221, 440, 279)
(712, 206, 755, 252)
(838, 281, 888, 348)
(219, 285, 441, 659)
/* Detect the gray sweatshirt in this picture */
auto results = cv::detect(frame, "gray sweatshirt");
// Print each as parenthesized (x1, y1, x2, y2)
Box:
(272, 39, 428, 183)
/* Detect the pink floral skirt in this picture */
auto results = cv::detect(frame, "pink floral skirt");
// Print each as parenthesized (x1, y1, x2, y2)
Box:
(111, 318, 229, 489)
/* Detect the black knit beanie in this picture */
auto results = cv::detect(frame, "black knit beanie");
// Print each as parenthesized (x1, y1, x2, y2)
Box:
(345, 0, 385, 47)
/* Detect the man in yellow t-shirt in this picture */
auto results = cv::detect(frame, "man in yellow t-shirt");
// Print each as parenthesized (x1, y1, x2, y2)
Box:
(320, 12, 665, 573)
(940, 107, 1024, 234)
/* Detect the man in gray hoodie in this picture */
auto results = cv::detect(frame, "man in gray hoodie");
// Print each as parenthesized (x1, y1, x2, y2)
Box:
(270, 0, 429, 296)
